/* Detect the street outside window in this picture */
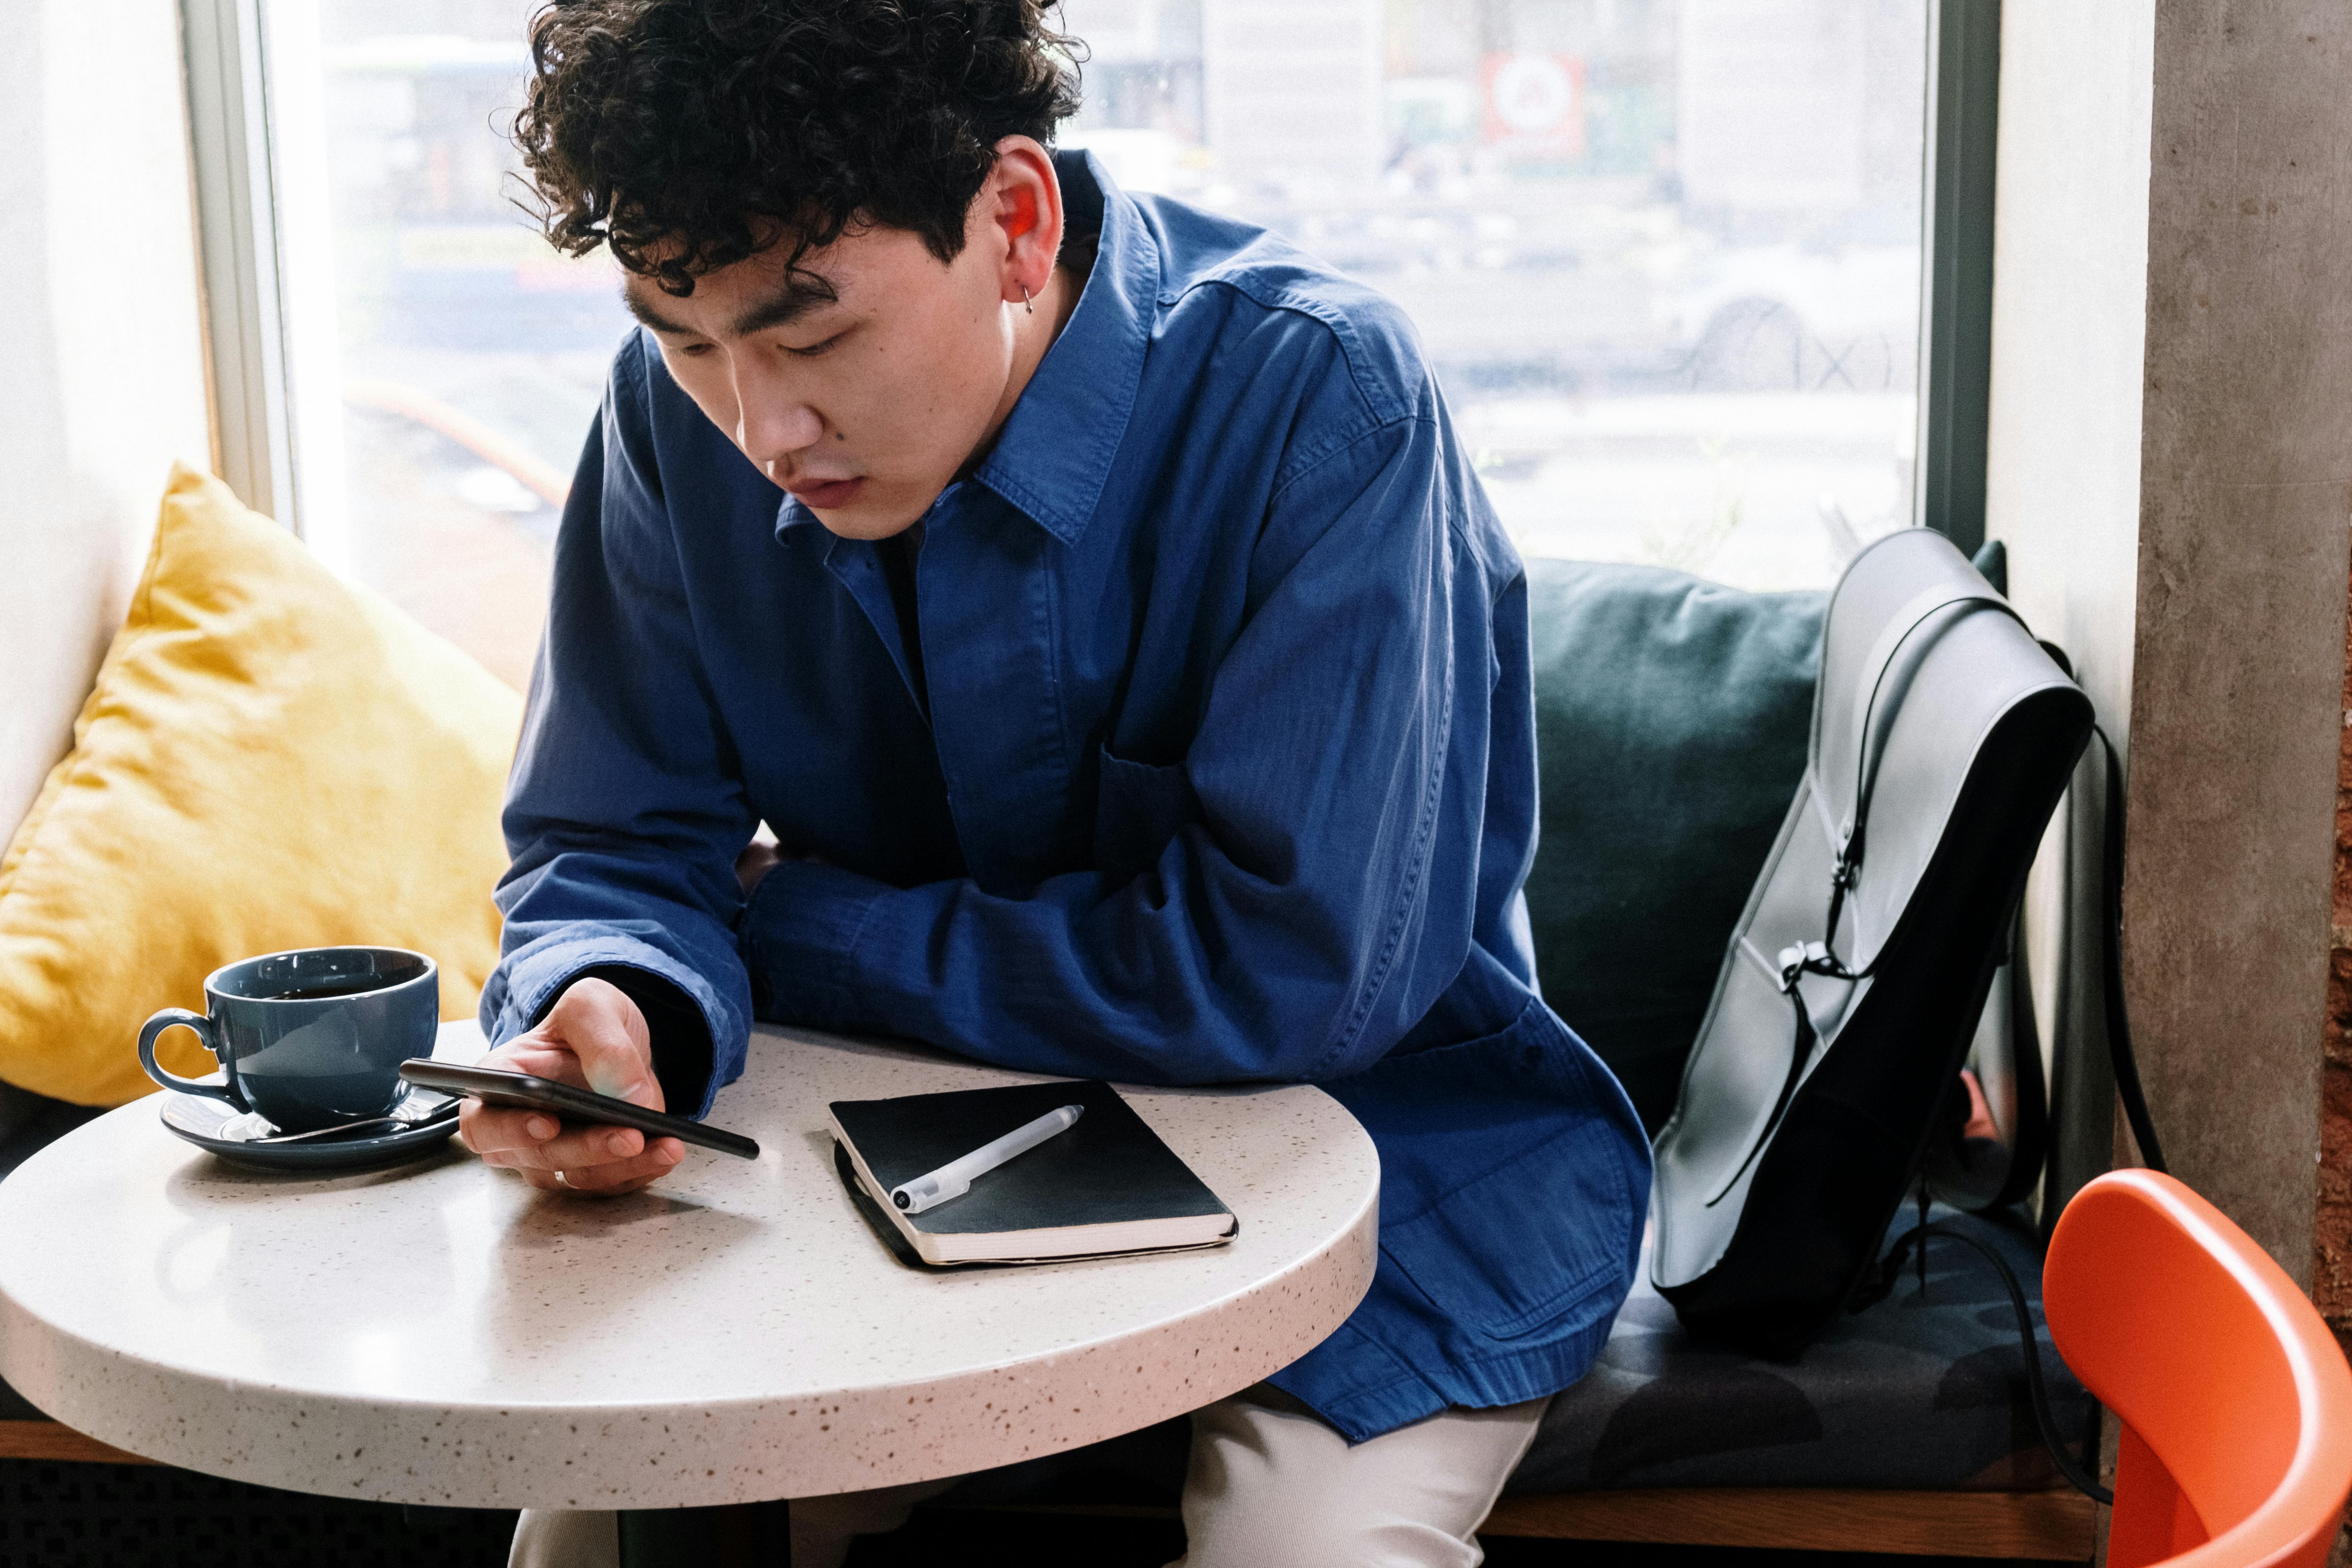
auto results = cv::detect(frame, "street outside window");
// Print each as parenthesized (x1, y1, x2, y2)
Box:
(274, 0, 1928, 689)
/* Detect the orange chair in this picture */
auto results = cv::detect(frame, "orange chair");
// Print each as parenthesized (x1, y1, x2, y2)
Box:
(2045, 1170, 2352, 1568)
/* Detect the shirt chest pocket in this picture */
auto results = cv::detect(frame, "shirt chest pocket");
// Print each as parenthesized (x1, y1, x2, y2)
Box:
(1092, 743, 1199, 887)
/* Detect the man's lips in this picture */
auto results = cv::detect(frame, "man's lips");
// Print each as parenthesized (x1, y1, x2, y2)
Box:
(784, 476, 865, 509)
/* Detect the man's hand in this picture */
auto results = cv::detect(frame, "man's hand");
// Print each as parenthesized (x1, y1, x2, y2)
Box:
(735, 832, 782, 895)
(456, 976, 685, 1196)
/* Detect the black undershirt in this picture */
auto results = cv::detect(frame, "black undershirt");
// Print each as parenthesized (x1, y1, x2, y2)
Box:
(564, 966, 714, 1116)
(876, 519, 928, 717)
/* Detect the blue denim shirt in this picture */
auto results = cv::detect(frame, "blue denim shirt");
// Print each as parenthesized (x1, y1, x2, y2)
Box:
(484, 153, 1649, 1442)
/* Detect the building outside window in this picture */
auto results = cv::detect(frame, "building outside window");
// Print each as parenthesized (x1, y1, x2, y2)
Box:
(266, 0, 1929, 690)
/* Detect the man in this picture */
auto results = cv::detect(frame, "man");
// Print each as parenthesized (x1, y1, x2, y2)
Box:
(466, 2, 1649, 1563)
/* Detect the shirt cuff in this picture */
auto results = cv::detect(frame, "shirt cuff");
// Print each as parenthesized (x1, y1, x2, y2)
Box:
(480, 927, 737, 1118)
(738, 858, 889, 1029)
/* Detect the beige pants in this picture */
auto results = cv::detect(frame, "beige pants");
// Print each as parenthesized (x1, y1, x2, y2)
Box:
(510, 1385, 1547, 1568)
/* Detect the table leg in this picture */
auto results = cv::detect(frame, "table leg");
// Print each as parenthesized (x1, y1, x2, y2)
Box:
(617, 1499, 791, 1567)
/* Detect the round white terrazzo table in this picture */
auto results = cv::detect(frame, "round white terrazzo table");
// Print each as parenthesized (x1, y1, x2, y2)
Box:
(0, 1020, 1378, 1518)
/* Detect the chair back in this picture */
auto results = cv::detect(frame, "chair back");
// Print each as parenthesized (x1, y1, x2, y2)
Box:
(2046, 1170, 2352, 1568)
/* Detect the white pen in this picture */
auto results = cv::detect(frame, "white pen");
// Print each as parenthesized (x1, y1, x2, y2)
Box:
(892, 1104, 1084, 1214)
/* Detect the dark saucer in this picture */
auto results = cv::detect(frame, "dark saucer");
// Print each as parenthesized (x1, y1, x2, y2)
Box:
(157, 1083, 460, 1172)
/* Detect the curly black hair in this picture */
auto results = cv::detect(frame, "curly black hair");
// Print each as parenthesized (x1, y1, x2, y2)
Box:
(513, 0, 1082, 295)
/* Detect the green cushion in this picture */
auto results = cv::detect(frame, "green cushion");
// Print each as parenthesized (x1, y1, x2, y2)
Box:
(1525, 560, 1825, 1135)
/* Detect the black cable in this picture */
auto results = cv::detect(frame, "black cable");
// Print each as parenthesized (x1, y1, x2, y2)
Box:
(1863, 1222, 2112, 1504)
(1839, 653, 2136, 1509)
(2095, 725, 2166, 1174)
(1916, 1185, 1929, 1297)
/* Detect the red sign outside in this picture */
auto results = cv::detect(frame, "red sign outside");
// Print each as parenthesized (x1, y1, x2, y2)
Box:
(1480, 52, 1587, 158)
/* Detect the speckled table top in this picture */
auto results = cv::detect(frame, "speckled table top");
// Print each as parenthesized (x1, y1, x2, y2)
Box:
(0, 1022, 1379, 1509)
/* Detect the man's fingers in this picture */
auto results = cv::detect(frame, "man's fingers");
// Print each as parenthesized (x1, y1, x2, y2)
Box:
(547, 1141, 686, 1194)
(490, 1140, 683, 1194)
(483, 1121, 650, 1171)
(457, 978, 678, 1195)
(459, 1101, 564, 1158)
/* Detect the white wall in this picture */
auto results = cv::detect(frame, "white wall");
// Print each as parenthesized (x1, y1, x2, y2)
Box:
(1984, 3, 2153, 745)
(1981, 2, 2155, 1219)
(0, 0, 215, 841)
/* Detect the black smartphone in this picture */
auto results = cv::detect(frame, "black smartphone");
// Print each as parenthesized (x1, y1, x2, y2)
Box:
(399, 1060, 761, 1160)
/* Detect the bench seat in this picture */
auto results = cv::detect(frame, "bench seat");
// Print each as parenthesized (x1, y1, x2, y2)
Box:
(1513, 1204, 2084, 1494)
(919, 1202, 2088, 1551)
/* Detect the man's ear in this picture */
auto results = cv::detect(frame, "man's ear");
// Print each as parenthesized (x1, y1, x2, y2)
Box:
(985, 135, 1064, 308)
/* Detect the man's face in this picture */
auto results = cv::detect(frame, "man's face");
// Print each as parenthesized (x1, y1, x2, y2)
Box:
(624, 204, 1022, 540)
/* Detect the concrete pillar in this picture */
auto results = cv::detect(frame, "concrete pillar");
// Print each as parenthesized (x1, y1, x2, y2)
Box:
(2122, 4, 2352, 1288)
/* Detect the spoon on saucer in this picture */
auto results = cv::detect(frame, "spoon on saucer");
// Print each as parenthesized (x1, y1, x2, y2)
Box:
(244, 1099, 462, 1145)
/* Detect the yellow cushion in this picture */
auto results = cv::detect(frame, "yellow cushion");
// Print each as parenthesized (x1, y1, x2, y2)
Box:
(0, 464, 522, 1104)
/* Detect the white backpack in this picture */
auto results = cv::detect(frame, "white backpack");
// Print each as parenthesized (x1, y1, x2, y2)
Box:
(1648, 529, 2093, 1352)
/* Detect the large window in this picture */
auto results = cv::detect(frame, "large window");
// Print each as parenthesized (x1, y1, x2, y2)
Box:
(243, 0, 628, 690)
(1064, 0, 1929, 590)
(230, 0, 1932, 690)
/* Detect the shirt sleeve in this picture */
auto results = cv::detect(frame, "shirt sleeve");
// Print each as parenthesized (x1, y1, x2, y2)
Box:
(479, 342, 757, 1116)
(741, 412, 1498, 1086)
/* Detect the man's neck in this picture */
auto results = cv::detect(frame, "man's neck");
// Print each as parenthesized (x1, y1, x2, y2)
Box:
(961, 256, 1086, 481)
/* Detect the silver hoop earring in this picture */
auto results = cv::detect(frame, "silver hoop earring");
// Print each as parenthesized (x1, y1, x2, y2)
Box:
(1020, 284, 1034, 316)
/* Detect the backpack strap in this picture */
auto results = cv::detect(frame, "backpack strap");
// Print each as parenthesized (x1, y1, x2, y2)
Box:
(2095, 724, 2165, 1173)
(1847, 723, 2165, 1503)
(1824, 584, 2022, 932)
(1702, 950, 1831, 1208)
(1852, 1221, 2112, 1504)
(1706, 581, 2026, 1211)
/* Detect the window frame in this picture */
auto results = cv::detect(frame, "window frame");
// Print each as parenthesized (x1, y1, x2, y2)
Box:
(1913, 0, 2001, 554)
(182, 0, 296, 527)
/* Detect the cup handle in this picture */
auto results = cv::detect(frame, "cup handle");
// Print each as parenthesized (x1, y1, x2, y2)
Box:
(138, 1009, 242, 1107)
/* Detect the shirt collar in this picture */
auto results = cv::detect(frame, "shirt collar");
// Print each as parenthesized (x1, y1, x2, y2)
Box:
(772, 150, 1156, 546)
(971, 150, 1155, 544)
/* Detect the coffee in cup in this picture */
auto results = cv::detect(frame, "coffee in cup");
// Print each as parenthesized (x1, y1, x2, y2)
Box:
(138, 947, 439, 1133)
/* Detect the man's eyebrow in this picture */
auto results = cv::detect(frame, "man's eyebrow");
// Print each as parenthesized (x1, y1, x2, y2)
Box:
(622, 288, 695, 336)
(728, 277, 840, 338)
(620, 274, 841, 339)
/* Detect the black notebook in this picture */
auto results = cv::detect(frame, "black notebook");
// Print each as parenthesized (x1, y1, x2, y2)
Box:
(828, 1079, 1239, 1266)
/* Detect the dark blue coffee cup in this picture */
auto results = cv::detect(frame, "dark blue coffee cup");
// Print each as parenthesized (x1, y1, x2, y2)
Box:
(138, 947, 439, 1133)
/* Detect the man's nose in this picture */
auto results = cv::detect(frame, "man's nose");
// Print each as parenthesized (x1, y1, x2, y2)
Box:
(730, 356, 825, 469)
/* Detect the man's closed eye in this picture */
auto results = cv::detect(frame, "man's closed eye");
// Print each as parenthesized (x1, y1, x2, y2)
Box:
(785, 332, 847, 358)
